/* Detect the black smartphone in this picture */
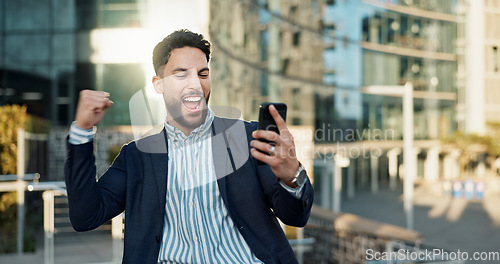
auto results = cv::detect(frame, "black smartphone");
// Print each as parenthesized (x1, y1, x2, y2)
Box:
(256, 103, 287, 165)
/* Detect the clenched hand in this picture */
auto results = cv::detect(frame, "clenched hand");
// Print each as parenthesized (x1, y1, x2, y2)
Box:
(74, 90, 113, 130)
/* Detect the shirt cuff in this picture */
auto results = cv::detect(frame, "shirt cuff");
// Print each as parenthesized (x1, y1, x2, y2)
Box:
(68, 122, 96, 145)
(279, 180, 305, 198)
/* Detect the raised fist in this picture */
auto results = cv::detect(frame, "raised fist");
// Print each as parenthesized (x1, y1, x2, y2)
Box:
(74, 90, 113, 130)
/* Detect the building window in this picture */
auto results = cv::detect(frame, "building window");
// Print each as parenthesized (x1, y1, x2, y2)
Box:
(493, 46, 498, 72)
(411, 19, 421, 38)
(343, 91, 349, 105)
(99, 0, 140, 28)
(289, 5, 298, 17)
(258, 0, 268, 10)
(258, 0, 270, 24)
(260, 72, 268, 96)
(292, 117, 301, 126)
(260, 30, 269, 61)
(369, 13, 382, 44)
(323, 74, 335, 86)
(323, 48, 335, 72)
(311, 0, 318, 16)
(387, 16, 397, 44)
(293, 31, 301, 47)
(282, 58, 290, 74)
(77, 0, 98, 29)
(323, 24, 335, 47)
(292, 88, 300, 109)
(362, 16, 369, 41)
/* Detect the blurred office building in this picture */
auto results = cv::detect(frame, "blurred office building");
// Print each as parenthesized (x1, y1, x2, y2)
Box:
(0, 0, 208, 127)
(315, 0, 460, 210)
(209, 0, 466, 211)
(457, 0, 500, 135)
(0, 0, 209, 180)
(0, 0, 151, 127)
(209, 0, 325, 127)
(0, 0, 78, 126)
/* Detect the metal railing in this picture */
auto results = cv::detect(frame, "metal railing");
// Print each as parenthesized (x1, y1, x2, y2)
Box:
(27, 181, 123, 264)
(0, 173, 40, 254)
(0, 177, 122, 264)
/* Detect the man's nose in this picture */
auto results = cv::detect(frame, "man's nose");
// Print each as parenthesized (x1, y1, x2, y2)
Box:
(187, 72, 202, 90)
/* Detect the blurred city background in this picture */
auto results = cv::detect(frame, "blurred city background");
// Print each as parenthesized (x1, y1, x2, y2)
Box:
(1, 0, 500, 263)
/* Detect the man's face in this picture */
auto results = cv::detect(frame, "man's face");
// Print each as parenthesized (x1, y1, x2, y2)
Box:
(153, 47, 211, 133)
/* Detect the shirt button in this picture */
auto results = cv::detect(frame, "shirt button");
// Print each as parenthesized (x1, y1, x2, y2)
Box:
(193, 236, 198, 242)
(188, 170, 193, 176)
(189, 202, 194, 207)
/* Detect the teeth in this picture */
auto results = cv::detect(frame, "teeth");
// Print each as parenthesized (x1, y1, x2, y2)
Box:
(184, 97, 201, 102)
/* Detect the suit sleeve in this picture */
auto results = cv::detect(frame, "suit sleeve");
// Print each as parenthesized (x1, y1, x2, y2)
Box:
(246, 122, 314, 227)
(64, 139, 127, 231)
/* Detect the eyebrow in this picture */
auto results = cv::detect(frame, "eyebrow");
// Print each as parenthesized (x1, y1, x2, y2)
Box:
(171, 67, 210, 74)
(171, 67, 187, 73)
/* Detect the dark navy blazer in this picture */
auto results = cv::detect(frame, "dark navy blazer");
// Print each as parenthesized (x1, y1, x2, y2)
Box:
(64, 117, 314, 263)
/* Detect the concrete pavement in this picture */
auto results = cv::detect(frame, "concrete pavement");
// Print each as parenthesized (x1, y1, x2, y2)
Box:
(342, 184, 500, 262)
(0, 231, 119, 264)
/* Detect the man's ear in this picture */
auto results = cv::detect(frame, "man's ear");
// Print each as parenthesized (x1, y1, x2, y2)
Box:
(152, 76, 163, 94)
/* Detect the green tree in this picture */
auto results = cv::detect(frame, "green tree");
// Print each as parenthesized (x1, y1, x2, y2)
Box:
(0, 105, 47, 253)
(0, 105, 28, 175)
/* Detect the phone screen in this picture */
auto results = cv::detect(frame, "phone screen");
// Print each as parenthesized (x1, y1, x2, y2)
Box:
(256, 103, 287, 164)
(258, 103, 287, 133)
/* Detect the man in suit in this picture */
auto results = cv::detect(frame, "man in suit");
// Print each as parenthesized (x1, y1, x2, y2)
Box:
(65, 29, 313, 263)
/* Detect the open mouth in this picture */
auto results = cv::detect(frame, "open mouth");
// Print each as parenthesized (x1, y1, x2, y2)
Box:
(182, 95, 203, 113)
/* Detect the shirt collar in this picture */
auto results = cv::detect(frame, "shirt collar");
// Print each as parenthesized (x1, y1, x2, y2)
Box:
(164, 108, 214, 140)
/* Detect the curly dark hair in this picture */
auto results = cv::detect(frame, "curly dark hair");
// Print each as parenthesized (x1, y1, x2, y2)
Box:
(152, 29, 211, 76)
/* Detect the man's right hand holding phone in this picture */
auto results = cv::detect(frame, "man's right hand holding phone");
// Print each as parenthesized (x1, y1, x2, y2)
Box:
(250, 105, 301, 188)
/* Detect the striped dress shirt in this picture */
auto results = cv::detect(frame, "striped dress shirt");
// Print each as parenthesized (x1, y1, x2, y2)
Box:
(158, 109, 263, 264)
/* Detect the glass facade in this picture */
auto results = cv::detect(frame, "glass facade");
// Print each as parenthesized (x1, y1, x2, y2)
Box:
(0, 0, 144, 126)
(1, 0, 77, 126)
(98, 0, 141, 28)
(362, 12, 456, 53)
(315, 0, 458, 142)
(312, 0, 459, 209)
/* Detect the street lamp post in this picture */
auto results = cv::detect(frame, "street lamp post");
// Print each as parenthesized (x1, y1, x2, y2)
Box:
(363, 83, 415, 230)
(403, 83, 415, 230)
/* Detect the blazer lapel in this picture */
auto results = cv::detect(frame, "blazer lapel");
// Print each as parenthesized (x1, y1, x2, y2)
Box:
(212, 117, 230, 206)
(151, 152, 168, 217)
(139, 128, 168, 217)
